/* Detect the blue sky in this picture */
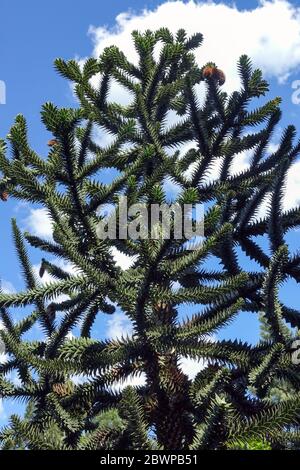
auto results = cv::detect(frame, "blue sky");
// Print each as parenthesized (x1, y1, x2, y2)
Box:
(1, 0, 300, 423)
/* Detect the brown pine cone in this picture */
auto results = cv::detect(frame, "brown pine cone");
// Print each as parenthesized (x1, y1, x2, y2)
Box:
(52, 381, 74, 397)
(202, 65, 217, 79)
(215, 68, 226, 85)
(48, 139, 58, 147)
(0, 191, 8, 202)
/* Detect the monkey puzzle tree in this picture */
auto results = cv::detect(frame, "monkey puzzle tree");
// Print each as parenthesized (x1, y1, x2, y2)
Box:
(0, 28, 300, 450)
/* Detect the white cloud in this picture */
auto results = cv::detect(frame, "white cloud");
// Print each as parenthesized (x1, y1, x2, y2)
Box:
(111, 356, 208, 390)
(111, 372, 147, 391)
(254, 192, 272, 221)
(0, 320, 7, 365)
(183, 161, 198, 181)
(66, 332, 75, 341)
(284, 160, 300, 210)
(8, 371, 22, 388)
(178, 334, 216, 379)
(0, 353, 8, 365)
(1, 280, 16, 294)
(163, 177, 182, 201)
(23, 208, 53, 238)
(70, 374, 86, 386)
(106, 310, 132, 340)
(92, 125, 116, 148)
(88, 0, 300, 92)
(110, 247, 137, 270)
(254, 160, 300, 220)
(178, 356, 207, 380)
(230, 149, 252, 176)
(105, 310, 146, 390)
(85, 0, 300, 209)
(106, 310, 213, 384)
(0, 399, 7, 421)
(172, 281, 181, 291)
(267, 142, 280, 154)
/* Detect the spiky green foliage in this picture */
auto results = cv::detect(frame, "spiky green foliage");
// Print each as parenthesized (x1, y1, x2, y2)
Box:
(0, 28, 300, 450)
